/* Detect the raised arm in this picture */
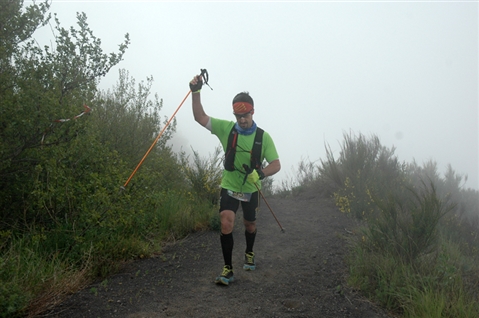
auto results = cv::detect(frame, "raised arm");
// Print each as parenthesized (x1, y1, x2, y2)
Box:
(190, 75, 210, 127)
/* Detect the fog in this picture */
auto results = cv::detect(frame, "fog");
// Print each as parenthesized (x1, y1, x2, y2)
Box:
(32, 1, 478, 189)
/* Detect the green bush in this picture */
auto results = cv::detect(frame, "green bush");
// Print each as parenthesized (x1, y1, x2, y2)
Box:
(180, 146, 222, 204)
(0, 3, 221, 316)
(365, 183, 453, 263)
(319, 131, 403, 219)
(279, 131, 479, 317)
(318, 132, 479, 317)
(348, 235, 479, 317)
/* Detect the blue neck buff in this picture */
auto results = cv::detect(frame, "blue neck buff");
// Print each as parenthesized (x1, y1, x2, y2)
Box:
(235, 121, 257, 136)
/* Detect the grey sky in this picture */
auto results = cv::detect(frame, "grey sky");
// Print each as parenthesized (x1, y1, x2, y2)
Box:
(32, 1, 479, 190)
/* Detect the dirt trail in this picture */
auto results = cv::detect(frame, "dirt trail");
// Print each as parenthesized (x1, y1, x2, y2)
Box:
(45, 189, 392, 318)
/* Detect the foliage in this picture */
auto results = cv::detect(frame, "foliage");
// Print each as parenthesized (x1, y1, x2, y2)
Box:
(347, 238, 479, 317)
(0, 0, 50, 91)
(180, 146, 222, 205)
(320, 131, 404, 219)
(313, 131, 479, 317)
(365, 183, 456, 262)
(0, 0, 130, 229)
(272, 157, 320, 198)
(93, 68, 175, 166)
(277, 130, 479, 317)
(0, 3, 219, 316)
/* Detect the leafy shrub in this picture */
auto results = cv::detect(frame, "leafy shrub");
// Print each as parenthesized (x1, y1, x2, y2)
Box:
(180, 146, 222, 205)
(319, 131, 403, 219)
(321, 132, 479, 317)
(364, 183, 454, 263)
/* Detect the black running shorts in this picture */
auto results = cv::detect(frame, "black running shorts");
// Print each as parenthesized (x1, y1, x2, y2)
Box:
(219, 188, 259, 222)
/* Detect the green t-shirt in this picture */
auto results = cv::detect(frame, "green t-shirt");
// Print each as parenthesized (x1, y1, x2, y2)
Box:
(211, 117, 279, 193)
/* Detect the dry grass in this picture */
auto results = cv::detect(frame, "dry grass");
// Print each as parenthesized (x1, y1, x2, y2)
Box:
(26, 256, 93, 317)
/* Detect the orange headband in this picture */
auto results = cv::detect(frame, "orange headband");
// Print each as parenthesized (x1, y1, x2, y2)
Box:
(233, 102, 254, 114)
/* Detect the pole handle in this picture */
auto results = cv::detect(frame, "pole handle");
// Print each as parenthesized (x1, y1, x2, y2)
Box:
(200, 69, 213, 90)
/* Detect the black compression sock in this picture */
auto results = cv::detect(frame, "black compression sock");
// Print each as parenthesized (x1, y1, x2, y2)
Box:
(245, 229, 257, 253)
(220, 232, 234, 267)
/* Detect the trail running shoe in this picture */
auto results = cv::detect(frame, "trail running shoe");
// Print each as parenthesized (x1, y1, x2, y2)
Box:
(215, 265, 234, 285)
(243, 252, 256, 271)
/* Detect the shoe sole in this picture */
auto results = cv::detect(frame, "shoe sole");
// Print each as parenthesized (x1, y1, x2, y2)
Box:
(215, 276, 234, 285)
(243, 264, 256, 271)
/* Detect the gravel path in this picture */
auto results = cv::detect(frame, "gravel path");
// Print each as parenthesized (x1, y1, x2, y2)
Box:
(44, 189, 392, 318)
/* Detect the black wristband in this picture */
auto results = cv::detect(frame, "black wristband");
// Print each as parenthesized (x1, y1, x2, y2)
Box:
(189, 81, 202, 93)
(257, 169, 265, 180)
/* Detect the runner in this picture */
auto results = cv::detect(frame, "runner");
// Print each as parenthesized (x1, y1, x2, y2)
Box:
(189, 74, 281, 285)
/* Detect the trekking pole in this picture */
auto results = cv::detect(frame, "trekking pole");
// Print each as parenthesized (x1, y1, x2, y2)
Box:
(243, 164, 285, 233)
(121, 69, 211, 190)
(255, 183, 285, 233)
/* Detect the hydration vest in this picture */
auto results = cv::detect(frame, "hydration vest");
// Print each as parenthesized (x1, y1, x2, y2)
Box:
(224, 126, 264, 172)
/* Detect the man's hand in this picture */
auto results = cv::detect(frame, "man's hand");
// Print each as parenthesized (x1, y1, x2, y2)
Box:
(189, 75, 203, 93)
(247, 169, 265, 184)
